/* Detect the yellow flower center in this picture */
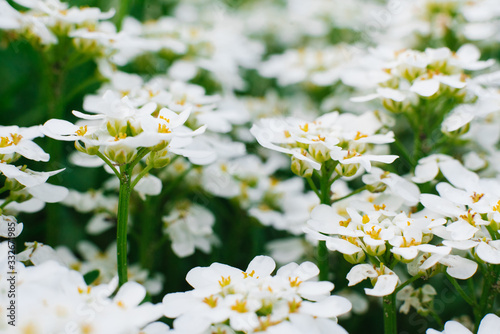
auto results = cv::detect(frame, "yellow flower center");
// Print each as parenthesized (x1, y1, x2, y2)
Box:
(339, 218, 351, 227)
(288, 299, 302, 313)
(470, 192, 484, 203)
(354, 131, 368, 140)
(75, 125, 88, 136)
(365, 225, 382, 240)
(243, 270, 258, 278)
(158, 124, 172, 133)
(459, 209, 477, 226)
(231, 299, 248, 313)
(114, 133, 127, 141)
(203, 295, 218, 308)
(219, 276, 231, 288)
(289, 277, 302, 288)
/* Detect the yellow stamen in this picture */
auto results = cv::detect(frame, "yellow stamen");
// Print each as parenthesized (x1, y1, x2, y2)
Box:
(471, 192, 484, 203)
(289, 277, 302, 288)
(299, 123, 309, 132)
(75, 125, 88, 136)
(354, 131, 368, 140)
(231, 299, 248, 313)
(288, 299, 302, 313)
(202, 295, 218, 308)
(219, 276, 231, 288)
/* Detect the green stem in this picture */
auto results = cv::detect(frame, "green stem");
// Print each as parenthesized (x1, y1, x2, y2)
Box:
(391, 137, 416, 168)
(486, 225, 500, 240)
(317, 240, 329, 281)
(115, 0, 130, 31)
(383, 293, 397, 334)
(476, 265, 498, 332)
(0, 198, 13, 210)
(129, 147, 151, 169)
(45, 59, 66, 246)
(117, 167, 133, 287)
(316, 165, 333, 281)
(332, 185, 368, 204)
(0, 185, 9, 195)
(429, 309, 444, 329)
(139, 195, 160, 271)
(162, 166, 193, 194)
(467, 277, 477, 304)
(306, 177, 320, 198)
(445, 273, 476, 307)
(130, 163, 154, 189)
(394, 272, 424, 294)
(96, 151, 121, 178)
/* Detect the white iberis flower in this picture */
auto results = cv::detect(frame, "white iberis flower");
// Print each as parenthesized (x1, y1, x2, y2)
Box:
(259, 44, 353, 87)
(347, 44, 494, 115)
(0, 125, 68, 214)
(163, 255, 352, 334)
(17, 240, 164, 296)
(251, 111, 397, 178)
(420, 158, 500, 267)
(0, 0, 114, 45)
(0, 241, 163, 334)
(42, 91, 207, 167)
(427, 313, 500, 334)
(162, 200, 218, 258)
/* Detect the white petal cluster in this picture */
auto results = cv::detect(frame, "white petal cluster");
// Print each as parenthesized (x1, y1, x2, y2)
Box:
(259, 45, 353, 87)
(427, 313, 500, 334)
(42, 91, 206, 166)
(0, 241, 163, 334)
(0, 125, 68, 213)
(162, 201, 218, 258)
(163, 256, 351, 334)
(348, 44, 493, 113)
(0, 0, 114, 45)
(251, 111, 397, 177)
(419, 157, 500, 268)
(17, 240, 165, 296)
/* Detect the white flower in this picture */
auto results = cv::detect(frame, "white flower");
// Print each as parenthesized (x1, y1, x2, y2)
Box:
(0, 215, 23, 238)
(162, 201, 218, 258)
(259, 45, 352, 87)
(43, 92, 206, 166)
(3, 252, 164, 334)
(163, 256, 351, 333)
(427, 313, 500, 334)
(346, 264, 400, 297)
(251, 111, 397, 176)
(0, 125, 49, 163)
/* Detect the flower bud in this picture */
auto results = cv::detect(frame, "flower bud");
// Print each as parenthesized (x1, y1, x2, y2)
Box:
(104, 145, 137, 164)
(366, 181, 387, 193)
(291, 157, 314, 178)
(5, 178, 25, 192)
(343, 251, 366, 265)
(365, 243, 386, 257)
(335, 163, 359, 177)
(10, 190, 32, 203)
(308, 143, 330, 163)
(147, 150, 171, 168)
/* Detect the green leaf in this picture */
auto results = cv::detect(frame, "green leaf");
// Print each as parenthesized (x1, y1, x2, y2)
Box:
(83, 269, 100, 285)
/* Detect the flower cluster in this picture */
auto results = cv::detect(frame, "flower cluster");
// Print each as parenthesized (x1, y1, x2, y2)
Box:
(0, 241, 163, 333)
(163, 255, 352, 333)
(251, 111, 397, 178)
(0, 125, 67, 214)
(2, 0, 500, 333)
